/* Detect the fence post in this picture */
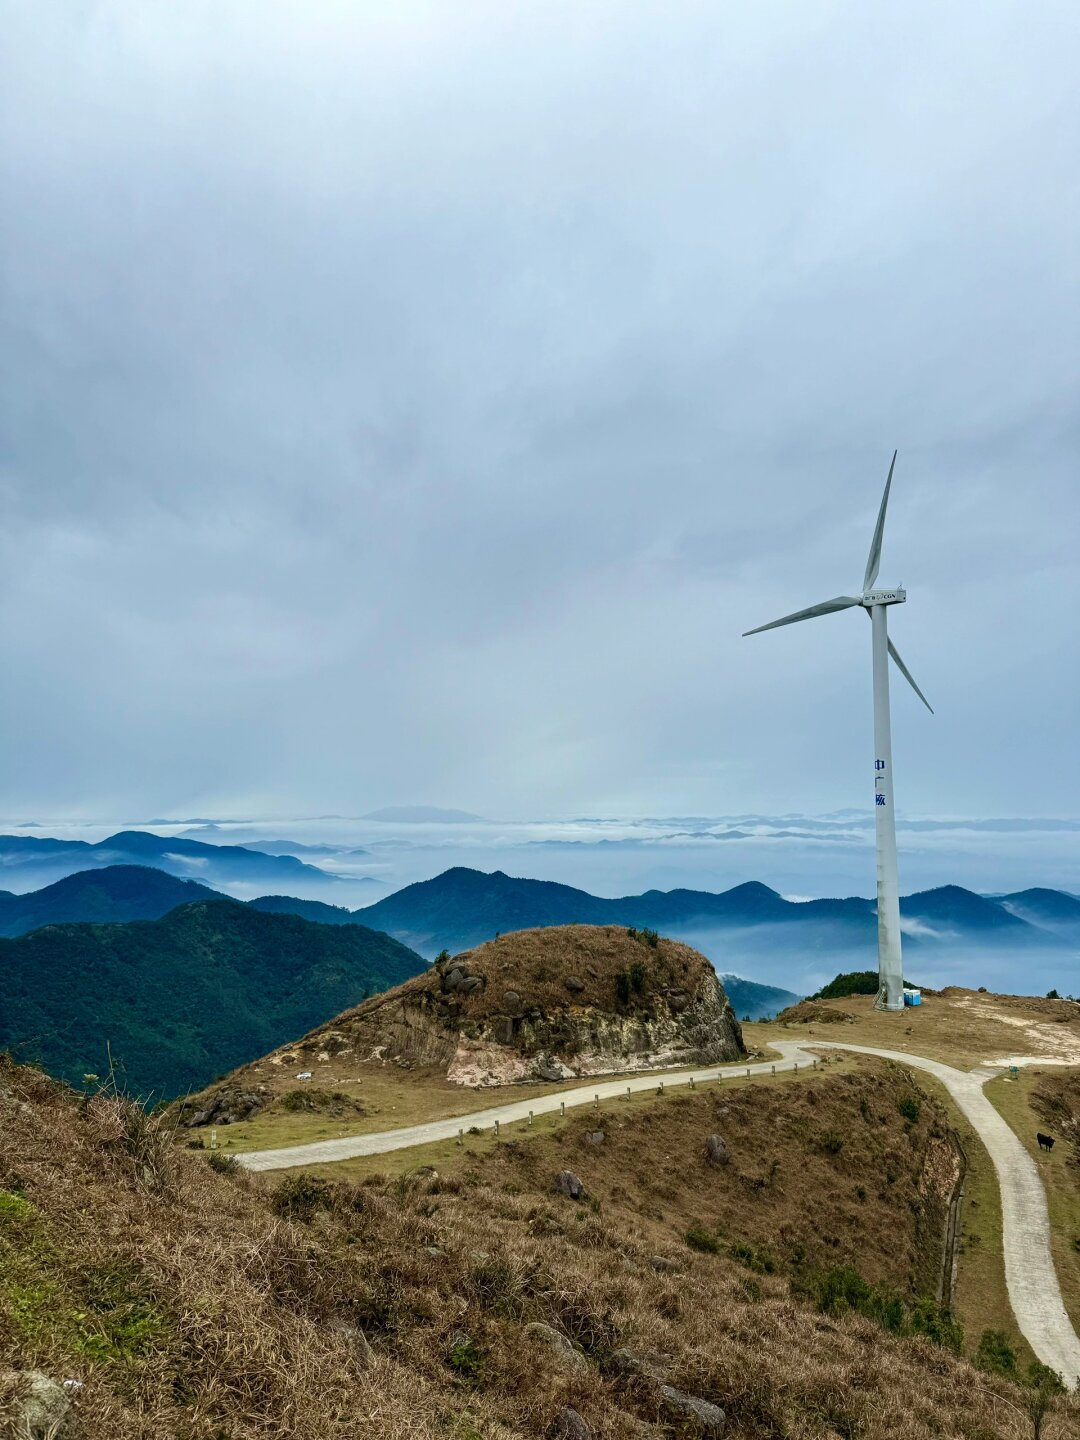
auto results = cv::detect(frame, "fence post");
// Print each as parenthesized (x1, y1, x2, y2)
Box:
(528, 1110, 533, 1127)
(210, 1128, 218, 1150)
(560, 1101, 565, 1117)
(494, 1119, 499, 1138)
(771, 1064, 776, 1076)
(626, 1086, 631, 1100)
(458, 1128, 463, 1146)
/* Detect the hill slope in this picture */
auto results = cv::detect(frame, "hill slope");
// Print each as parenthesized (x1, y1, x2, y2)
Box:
(0, 1053, 1059, 1439)
(0, 865, 220, 937)
(0, 900, 425, 1098)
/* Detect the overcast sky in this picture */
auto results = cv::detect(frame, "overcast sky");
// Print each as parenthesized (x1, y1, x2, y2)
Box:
(2, 2, 1078, 825)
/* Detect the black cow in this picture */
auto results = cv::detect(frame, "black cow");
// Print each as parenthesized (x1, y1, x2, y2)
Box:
(1036, 1132, 1055, 1152)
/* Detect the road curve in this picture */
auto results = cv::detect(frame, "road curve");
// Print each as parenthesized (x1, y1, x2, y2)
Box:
(238, 1045, 823, 1171)
(797, 1041, 1080, 1388)
(238, 1038, 1080, 1386)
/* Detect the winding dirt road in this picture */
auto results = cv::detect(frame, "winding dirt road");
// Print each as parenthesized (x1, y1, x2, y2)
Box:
(238, 1039, 1080, 1386)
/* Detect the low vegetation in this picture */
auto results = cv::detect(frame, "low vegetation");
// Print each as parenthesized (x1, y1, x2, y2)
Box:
(1, 1053, 1075, 1438)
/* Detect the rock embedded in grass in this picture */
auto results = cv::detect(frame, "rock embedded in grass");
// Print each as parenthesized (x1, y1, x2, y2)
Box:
(523, 1321, 588, 1373)
(546, 1406, 593, 1440)
(660, 1386, 725, 1435)
(705, 1134, 730, 1167)
(2, 1370, 71, 1440)
(554, 1169, 587, 1201)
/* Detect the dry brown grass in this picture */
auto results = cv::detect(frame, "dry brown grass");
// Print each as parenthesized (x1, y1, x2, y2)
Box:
(3, 1054, 1076, 1437)
(750, 989, 1080, 1071)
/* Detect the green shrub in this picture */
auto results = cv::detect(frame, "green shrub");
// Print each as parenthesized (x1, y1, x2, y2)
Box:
(908, 1297, 962, 1353)
(730, 1241, 776, 1275)
(205, 1151, 240, 1175)
(820, 1130, 845, 1155)
(625, 928, 660, 950)
(975, 1327, 1018, 1377)
(685, 1224, 721, 1254)
(446, 1333, 485, 1386)
(898, 1095, 921, 1124)
(273, 1173, 334, 1221)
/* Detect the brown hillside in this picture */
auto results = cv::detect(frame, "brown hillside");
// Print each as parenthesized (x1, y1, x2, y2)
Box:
(2, 1054, 1069, 1439)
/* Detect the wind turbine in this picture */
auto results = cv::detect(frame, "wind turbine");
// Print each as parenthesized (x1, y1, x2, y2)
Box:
(743, 452, 932, 1012)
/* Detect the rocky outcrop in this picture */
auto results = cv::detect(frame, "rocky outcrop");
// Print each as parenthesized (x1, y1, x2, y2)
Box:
(254, 925, 745, 1089)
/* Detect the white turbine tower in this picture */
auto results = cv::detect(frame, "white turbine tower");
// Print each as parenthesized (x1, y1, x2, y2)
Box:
(743, 453, 932, 1012)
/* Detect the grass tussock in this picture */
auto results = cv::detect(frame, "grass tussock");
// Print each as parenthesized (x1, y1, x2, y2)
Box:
(0, 1053, 1075, 1438)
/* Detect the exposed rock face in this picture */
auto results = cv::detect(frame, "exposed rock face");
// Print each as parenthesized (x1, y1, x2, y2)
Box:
(283, 926, 745, 1088)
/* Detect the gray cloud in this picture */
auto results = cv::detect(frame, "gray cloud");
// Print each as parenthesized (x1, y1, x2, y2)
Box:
(1, 1, 1077, 826)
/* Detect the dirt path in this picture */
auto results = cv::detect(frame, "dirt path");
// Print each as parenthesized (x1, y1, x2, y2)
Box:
(238, 1038, 1080, 1386)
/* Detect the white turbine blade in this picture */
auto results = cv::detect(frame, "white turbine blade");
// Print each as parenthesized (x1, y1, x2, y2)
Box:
(888, 638, 933, 713)
(742, 595, 861, 637)
(862, 450, 897, 592)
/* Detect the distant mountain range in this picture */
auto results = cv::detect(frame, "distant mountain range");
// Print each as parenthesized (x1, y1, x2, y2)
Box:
(2, 858, 1076, 1092)
(0, 829, 345, 893)
(3, 859, 1076, 961)
(0, 899, 425, 1098)
(342, 867, 1080, 957)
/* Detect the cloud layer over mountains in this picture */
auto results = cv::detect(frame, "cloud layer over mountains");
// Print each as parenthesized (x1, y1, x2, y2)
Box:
(3, 3, 1078, 821)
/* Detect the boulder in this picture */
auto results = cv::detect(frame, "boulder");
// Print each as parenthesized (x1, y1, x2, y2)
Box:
(546, 1406, 593, 1440)
(660, 1387, 725, 1436)
(493, 1017, 515, 1045)
(2, 1370, 71, 1440)
(537, 1057, 565, 1082)
(608, 1347, 672, 1381)
(325, 1317, 373, 1368)
(650, 1256, 681, 1274)
(584, 1130, 605, 1147)
(554, 1169, 587, 1201)
(459, 976, 484, 995)
(705, 1134, 729, 1167)
(565, 975, 586, 993)
(667, 991, 690, 1013)
(504, 989, 523, 1013)
(443, 966, 465, 992)
(524, 1321, 588, 1373)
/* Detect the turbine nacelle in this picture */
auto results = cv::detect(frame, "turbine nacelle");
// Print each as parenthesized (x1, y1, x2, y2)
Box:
(742, 453, 930, 713)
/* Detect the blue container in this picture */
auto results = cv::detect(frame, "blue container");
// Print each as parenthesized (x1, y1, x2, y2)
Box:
(903, 988, 921, 1007)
